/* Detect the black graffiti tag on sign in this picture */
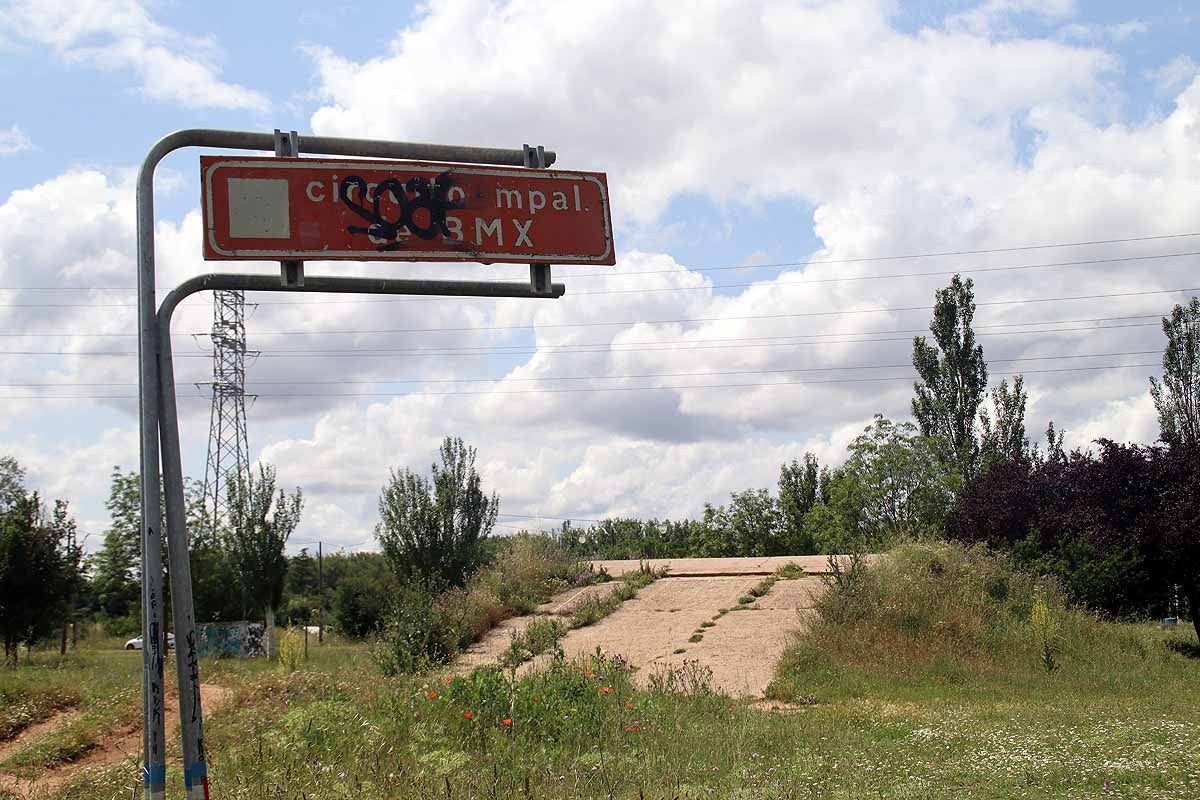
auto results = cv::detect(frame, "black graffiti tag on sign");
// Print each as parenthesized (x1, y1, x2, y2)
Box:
(339, 173, 463, 251)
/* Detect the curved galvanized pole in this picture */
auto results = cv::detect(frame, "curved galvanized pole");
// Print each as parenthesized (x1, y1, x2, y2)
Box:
(138, 129, 555, 798)
(155, 272, 562, 795)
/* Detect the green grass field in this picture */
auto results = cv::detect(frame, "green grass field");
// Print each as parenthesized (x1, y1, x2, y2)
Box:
(2, 545, 1197, 799)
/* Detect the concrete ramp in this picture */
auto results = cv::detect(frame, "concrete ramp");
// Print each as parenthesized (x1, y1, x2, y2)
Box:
(589, 555, 851, 578)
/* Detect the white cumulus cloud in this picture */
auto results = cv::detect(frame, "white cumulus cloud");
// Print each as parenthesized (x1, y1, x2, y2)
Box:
(0, 0, 269, 110)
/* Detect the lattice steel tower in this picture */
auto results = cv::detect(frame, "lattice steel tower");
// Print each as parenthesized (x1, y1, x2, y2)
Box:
(199, 290, 253, 535)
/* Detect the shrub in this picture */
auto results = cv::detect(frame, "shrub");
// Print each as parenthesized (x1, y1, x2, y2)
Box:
(435, 586, 507, 652)
(412, 651, 637, 753)
(334, 574, 392, 638)
(775, 562, 806, 579)
(473, 535, 584, 614)
(1030, 586, 1059, 672)
(372, 583, 457, 676)
(375, 536, 589, 675)
(648, 659, 713, 696)
(500, 618, 566, 668)
(277, 627, 305, 673)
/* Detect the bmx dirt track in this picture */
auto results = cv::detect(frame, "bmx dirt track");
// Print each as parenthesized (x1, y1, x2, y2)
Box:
(457, 556, 838, 697)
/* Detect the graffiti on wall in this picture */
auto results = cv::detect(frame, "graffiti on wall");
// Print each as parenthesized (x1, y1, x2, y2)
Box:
(195, 621, 266, 659)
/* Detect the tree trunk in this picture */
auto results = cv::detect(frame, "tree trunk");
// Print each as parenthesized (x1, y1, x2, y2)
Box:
(265, 605, 276, 660)
(60, 623, 67, 656)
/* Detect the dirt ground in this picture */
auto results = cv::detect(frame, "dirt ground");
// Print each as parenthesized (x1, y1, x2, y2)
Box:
(455, 557, 828, 697)
(0, 683, 230, 799)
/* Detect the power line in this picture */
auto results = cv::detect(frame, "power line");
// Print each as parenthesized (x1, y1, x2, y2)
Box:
(243, 322, 1161, 357)
(0, 363, 1160, 401)
(0, 319, 1163, 360)
(0, 286, 1194, 350)
(565, 249, 1200, 291)
(4, 230, 1198, 293)
(0, 350, 1161, 389)
(0, 312, 1165, 339)
(2, 250, 1199, 309)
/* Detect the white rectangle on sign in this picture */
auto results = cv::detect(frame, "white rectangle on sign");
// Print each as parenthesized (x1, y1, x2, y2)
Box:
(228, 178, 290, 239)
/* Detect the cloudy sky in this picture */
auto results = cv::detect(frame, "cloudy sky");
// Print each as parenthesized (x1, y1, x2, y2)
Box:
(1, 0, 1198, 552)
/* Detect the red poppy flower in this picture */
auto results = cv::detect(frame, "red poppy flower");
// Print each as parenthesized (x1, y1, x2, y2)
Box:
(502, 718, 512, 727)
(463, 711, 473, 720)
(625, 702, 634, 710)
(428, 691, 437, 700)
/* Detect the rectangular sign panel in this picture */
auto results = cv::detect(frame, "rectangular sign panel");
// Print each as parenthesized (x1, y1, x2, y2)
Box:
(201, 156, 615, 265)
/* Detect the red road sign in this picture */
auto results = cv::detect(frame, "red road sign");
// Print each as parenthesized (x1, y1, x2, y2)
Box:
(201, 156, 615, 265)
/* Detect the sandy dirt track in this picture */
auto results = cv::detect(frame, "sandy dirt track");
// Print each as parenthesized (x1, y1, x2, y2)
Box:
(0, 683, 230, 799)
(456, 557, 830, 697)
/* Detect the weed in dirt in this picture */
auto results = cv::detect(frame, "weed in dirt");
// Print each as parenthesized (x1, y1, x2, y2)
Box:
(499, 619, 566, 668)
(775, 562, 806, 579)
(748, 577, 777, 598)
(569, 565, 662, 629)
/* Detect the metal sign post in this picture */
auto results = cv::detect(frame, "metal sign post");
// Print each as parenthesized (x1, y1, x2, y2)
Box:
(137, 129, 603, 798)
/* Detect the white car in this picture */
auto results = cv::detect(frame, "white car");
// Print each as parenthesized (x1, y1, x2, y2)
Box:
(125, 633, 176, 650)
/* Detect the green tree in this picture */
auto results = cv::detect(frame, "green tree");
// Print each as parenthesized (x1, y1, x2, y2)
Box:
(181, 476, 242, 623)
(805, 417, 960, 552)
(0, 457, 25, 515)
(0, 484, 68, 664)
(226, 464, 304, 658)
(699, 489, 784, 557)
(89, 468, 143, 623)
(334, 574, 392, 638)
(286, 548, 319, 597)
(51, 499, 83, 654)
(912, 274, 989, 477)
(1150, 296, 1200, 446)
(375, 437, 498, 588)
(779, 454, 820, 554)
(980, 375, 1029, 467)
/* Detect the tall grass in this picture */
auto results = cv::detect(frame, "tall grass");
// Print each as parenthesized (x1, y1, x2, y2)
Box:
(374, 535, 591, 675)
(769, 541, 1197, 703)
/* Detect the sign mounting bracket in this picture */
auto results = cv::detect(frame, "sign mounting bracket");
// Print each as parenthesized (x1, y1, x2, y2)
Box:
(524, 143, 553, 295)
(274, 129, 305, 287)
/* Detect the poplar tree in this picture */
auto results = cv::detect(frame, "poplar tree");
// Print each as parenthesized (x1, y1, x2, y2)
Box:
(912, 275, 989, 478)
(778, 454, 820, 554)
(226, 464, 303, 658)
(1150, 296, 1200, 446)
(981, 376, 1029, 466)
